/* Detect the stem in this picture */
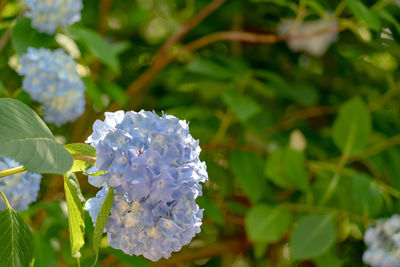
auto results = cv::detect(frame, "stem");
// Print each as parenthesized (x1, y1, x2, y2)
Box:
(281, 203, 374, 224)
(308, 160, 400, 199)
(0, 189, 12, 209)
(320, 124, 355, 205)
(72, 154, 97, 163)
(0, 6, 27, 54)
(348, 134, 400, 164)
(0, 155, 96, 179)
(0, 166, 26, 178)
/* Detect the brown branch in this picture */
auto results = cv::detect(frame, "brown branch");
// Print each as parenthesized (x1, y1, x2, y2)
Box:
(0, 7, 27, 53)
(98, 0, 114, 35)
(153, 0, 228, 62)
(0, 0, 8, 23)
(180, 31, 279, 53)
(111, 31, 280, 112)
(265, 105, 338, 135)
(120, 24, 343, 112)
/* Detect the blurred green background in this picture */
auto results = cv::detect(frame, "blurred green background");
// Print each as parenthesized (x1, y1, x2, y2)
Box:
(2, 0, 400, 266)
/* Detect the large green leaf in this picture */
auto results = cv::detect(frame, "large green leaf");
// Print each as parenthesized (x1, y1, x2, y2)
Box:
(265, 147, 309, 191)
(230, 150, 272, 203)
(332, 97, 371, 154)
(11, 18, 56, 54)
(0, 208, 34, 267)
(93, 187, 114, 265)
(222, 90, 261, 121)
(0, 98, 73, 174)
(345, 0, 381, 31)
(186, 59, 235, 80)
(351, 174, 383, 217)
(290, 215, 335, 260)
(64, 143, 96, 157)
(67, 26, 120, 73)
(245, 205, 292, 243)
(63, 173, 85, 257)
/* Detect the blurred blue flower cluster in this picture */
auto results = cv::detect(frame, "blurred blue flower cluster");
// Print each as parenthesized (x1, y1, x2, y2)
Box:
(85, 111, 208, 261)
(363, 215, 400, 267)
(0, 157, 42, 211)
(19, 47, 86, 126)
(25, 0, 83, 34)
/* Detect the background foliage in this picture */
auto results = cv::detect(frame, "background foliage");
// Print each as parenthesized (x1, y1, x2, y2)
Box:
(1, 0, 400, 266)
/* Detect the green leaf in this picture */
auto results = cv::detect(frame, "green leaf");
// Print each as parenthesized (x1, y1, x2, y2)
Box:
(197, 196, 224, 225)
(0, 208, 34, 267)
(186, 59, 235, 80)
(63, 173, 85, 257)
(345, 0, 381, 31)
(378, 9, 400, 34)
(106, 247, 150, 267)
(332, 97, 371, 154)
(84, 77, 105, 110)
(64, 143, 96, 173)
(222, 90, 261, 121)
(245, 205, 292, 243)
(230, 150, 272, 203)
(0, 98, 73, 174)
(352, 174, 383, 217)
(11, 18, 56, 54)
(93, 187, 114, 265)
(265, 147, 309, 191)
(33, 232, 57, 267)
(64, 143, 96, 157)
(290, 215, 336, 260)
(66, 26, 120, 73)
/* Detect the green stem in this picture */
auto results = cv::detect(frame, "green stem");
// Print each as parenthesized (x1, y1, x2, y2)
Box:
(309, 160, 400, 199)
(72, 154, 97, 163)
(0, 154, 96, 179)
(0, 166, 26, 178)
(281, 203, 374, 224)
(0, 189, 12, 209)
(334, 1, 347, 17)
(320, 124, 355, 205)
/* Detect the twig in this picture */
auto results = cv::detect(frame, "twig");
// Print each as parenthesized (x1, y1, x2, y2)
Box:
(153, 0, 228, 62)
(0, 0, 9, 23)
(347, 134, 400, 164)
(264, 105, 338, 135)
(72, 154, 96, 163)
(98, 0, 114, 35)
(0, 6, 28, 54)
(111, 31, 281, 112)
(0, 165, 26, 178)
(281, 203, 374, 224)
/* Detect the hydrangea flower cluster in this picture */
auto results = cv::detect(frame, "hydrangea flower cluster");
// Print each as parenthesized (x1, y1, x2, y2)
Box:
(19, 47, 86, 126)
(0, 157, 42, 211)
(278, 18, 338, 56)
(85, 111, 208, 261)
(25, 0, 83, 34)
(363, 215, 400, 267)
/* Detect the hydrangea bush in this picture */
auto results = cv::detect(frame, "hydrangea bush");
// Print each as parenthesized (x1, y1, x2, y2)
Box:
(85, 111, 207, 261)
(18, 47, 86, 126)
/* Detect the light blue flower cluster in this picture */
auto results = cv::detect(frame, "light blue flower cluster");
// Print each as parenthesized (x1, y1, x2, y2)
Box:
(25, 0, 83, 34)
(0, 157, 42, 211)
(85, 111, 208, 261)
(363, 215, 400, 267)
(19, 47, 86, 126)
